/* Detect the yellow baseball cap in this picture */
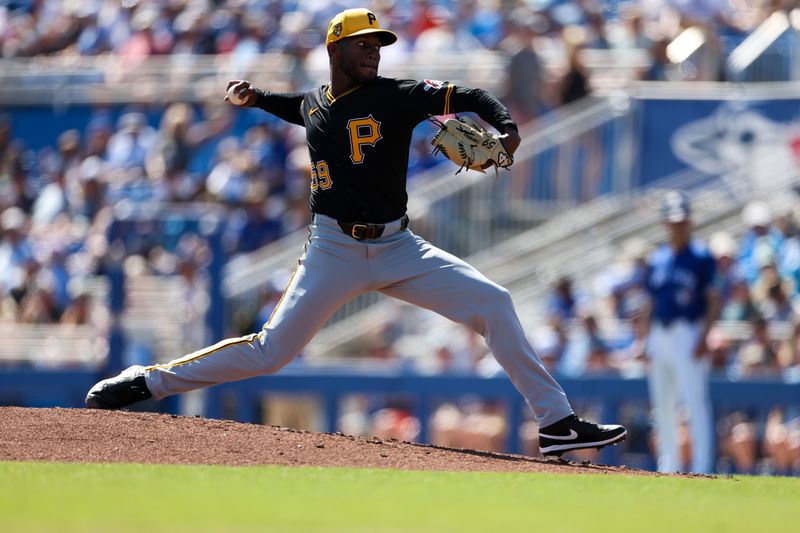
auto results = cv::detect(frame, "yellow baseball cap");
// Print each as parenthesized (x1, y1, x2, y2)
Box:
(326, 8, 398, 46)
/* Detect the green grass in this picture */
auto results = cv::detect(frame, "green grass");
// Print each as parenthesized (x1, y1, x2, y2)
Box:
(0, 462, 798, 533)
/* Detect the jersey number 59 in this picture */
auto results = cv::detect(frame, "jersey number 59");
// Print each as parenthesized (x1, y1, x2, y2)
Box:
(310, 160, 332, 191)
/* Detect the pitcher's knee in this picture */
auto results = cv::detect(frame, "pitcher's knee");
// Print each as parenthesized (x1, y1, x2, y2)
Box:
(466, 284, 515, 333)
(484, 284, 514, 310)
(251, 332, 302, 374)
(260, 357, 293, 375)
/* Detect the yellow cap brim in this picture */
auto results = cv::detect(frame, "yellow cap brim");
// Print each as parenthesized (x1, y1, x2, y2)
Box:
(331, 28, 397, 46)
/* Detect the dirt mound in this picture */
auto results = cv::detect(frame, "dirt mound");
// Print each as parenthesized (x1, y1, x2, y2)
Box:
(0, 407, 655, 475)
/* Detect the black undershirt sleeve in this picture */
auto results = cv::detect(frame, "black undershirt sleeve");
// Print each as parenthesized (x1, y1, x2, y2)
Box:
(450, 87, 518, 133)
(253, 89, 305, 126)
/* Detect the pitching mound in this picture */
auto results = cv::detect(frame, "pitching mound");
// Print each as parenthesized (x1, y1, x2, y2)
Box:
(0, 407, 655, 475)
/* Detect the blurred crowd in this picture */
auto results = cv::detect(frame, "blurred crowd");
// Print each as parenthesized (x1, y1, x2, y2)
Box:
(0, 102, 326, 331)
(2, 1, 798, 117)
(0, 86, 453, 332)
(0, 0, 786, 59)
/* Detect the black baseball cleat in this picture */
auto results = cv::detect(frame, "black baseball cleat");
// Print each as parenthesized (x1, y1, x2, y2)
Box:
(539, 414, 627, 456)
(85, 365, 152, 410)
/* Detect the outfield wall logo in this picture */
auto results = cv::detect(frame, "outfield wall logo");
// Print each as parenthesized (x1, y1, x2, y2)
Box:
(670, 104, 800, 176)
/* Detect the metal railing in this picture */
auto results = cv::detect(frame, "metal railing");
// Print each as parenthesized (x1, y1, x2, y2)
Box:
(0, 323, 108, 368)
(0, 51, 509, 105)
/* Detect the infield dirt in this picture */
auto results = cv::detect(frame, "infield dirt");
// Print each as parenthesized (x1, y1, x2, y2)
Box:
(0, 407, 662, 475)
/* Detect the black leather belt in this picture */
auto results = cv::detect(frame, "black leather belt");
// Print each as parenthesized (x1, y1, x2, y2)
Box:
(338, 215, 409, 241)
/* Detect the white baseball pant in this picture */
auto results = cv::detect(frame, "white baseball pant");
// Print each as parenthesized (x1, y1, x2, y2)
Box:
(647, 320, 713, 473)
(144, 214, 574, 427)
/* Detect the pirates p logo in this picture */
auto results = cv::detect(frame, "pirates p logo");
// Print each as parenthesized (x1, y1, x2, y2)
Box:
(333, 23, 342, 37)
(347, 115, 382, 164)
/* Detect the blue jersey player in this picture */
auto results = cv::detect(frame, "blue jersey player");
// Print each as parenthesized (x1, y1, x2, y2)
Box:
(643, 191, 720, 473)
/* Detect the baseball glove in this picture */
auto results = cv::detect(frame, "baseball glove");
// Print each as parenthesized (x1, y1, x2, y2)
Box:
(429, 115, 513, 174)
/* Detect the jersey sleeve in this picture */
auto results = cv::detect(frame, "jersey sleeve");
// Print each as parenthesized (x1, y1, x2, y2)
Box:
(449, 85, 517, 132)
(253, 89, 305, 126)
(396, 79, 517, 132)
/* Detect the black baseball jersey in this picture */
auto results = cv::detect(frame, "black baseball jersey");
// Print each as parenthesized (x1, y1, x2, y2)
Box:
(255, 77, 517, 223)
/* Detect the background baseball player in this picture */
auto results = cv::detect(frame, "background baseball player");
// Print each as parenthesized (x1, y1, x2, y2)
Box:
(643, 191, 720, 473)
(85, 7, 626, 456)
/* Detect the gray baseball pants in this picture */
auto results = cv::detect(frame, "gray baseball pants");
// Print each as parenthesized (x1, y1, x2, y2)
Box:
(144, 214, 573, 427)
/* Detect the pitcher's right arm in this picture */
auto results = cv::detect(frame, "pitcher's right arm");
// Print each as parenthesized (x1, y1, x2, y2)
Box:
(225, 80, 305, 126)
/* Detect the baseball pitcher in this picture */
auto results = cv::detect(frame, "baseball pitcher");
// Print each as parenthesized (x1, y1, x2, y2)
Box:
(86, 8, 626, 456)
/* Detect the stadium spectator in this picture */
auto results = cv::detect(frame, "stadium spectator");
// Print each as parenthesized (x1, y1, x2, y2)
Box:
(412, 4, 481, 54)
(718, 411, 759, 474)
(501, 9, 546, 124)
(106, 112, 157, 170)
(611, 311, 649, 378)
(223, 182, 282, 255)
(731, 315, 781, 379)
(0, 114, 11, 160)
(763, 407, 800, 476)
(18, 268, 61, 323)
(84, 114, 114, 159)
(547, 275, 580, 323)
(430, 399, 507, 453)
(777, 321, 800, 378)
(751, 253, 796, 322)
(708, 231, 741, 308)
(604, 237, 649, 320)
(617, 6, 653, 51)
(720, 279, 759, 322)
(205, 136, 250, 203)
(148, 103, 197, 185)
(528, 315, 568, 373)
(31, 159, 69, 229)
(705, 325, 732, 374)
(60, 279, 94, 326)
(558, 41, 591, 105)
(641, 38, 673, 81)
(582, 9, 610, 50)
(0, 207, 34, 298)
(2, 144, 35, 213)
(70, 156, 108, 224)
(738, 200, 781, 285)
(370, 404, 420, 443)
(559, 313, 613, 376)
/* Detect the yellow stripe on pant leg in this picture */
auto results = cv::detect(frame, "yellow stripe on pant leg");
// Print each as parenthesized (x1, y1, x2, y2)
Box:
(145, 332, 261, 371)
(146, 240, 308, 373)
(262, 264, 301, 331)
